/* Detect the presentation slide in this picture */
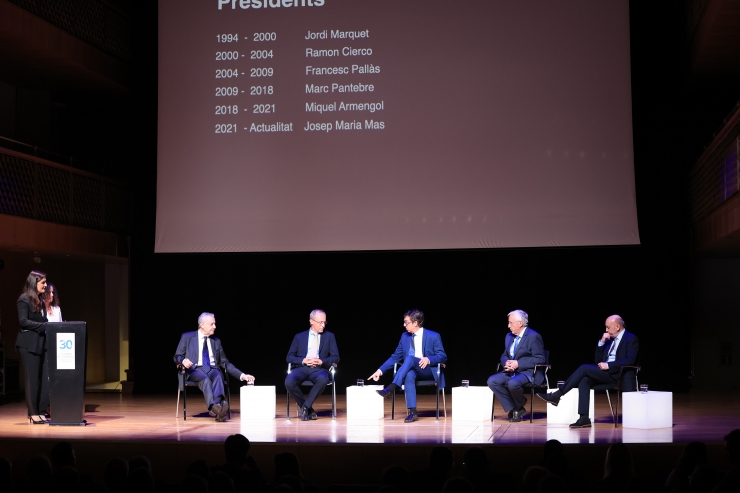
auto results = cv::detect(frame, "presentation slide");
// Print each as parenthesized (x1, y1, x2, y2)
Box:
(157, 0, 639, 252)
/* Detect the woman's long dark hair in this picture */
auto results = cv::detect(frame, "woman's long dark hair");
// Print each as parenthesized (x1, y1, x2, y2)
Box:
(21, 270, 47, 313)
(43, 283, 60, 309)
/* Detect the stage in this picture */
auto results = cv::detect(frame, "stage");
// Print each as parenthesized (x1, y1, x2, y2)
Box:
(1, 390, 738, 488)
(1, 390, 738, 445)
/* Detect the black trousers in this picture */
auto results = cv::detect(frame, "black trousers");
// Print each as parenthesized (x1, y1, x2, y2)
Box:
(285, 366, 330, 409)
(561, 364, 617, 415)
(18, 347, 50, 416)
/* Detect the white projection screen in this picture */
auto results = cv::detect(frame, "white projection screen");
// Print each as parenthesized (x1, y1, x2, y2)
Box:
(156, 0, 639, 253)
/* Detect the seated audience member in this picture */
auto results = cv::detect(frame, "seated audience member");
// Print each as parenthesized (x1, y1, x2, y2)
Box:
(538, 315, 639, 428)
(174, 312, 255, 422)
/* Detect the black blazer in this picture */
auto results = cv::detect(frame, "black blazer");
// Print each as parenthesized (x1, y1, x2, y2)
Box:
(173, 331, 245, 381)
(286, 330, 340, 370)
(498, 327, 547, 384)
(594, 330, 640, 389)
(16, 294, 47, 354)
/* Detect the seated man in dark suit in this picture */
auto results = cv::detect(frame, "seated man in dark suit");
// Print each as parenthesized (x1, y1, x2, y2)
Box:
(174, 312, 255, 421)
(487, 310, 546, 422)
(285, 309, 340, 421)
(537, 314, 639, 428)
(369, 309, 447, 423)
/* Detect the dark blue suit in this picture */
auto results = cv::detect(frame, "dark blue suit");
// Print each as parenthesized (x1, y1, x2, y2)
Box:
(379, 328, 447, 409)
(560, 330, 639, 415)
(174, 331, 244, 409)
(488, 328, 546, 413)
(285, 330, 340, 409)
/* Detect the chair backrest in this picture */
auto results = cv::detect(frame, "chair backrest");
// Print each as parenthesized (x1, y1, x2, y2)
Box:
(532, 350, 550, 386)
(619, 367, 639, 392)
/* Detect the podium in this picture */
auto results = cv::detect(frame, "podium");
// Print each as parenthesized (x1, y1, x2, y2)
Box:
(46, 322, 87, 426)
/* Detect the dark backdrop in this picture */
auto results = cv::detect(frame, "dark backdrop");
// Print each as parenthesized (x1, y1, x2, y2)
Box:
(127, 2, 697, 395)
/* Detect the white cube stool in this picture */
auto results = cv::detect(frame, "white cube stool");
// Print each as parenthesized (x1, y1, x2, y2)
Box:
(346, 385, 384, 420)
(546, 388, 594, 424)
(452, 386, 493, 421)
(622, 391, 672, 429)
(240, 385, 276, 420)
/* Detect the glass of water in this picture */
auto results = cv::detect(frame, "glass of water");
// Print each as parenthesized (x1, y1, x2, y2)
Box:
(461, 380, 469, 388)
(357, 379, 364, 387)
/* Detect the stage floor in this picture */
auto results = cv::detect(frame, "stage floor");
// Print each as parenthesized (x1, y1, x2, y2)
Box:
(1, 390, 738, 445)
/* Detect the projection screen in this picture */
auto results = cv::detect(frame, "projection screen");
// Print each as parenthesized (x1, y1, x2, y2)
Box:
(156, 0, 639, 252)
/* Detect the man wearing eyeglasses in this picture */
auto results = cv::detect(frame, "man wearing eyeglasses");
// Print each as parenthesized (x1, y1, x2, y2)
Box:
(285, 309, 340, 421)
(369, 309, 447, 423)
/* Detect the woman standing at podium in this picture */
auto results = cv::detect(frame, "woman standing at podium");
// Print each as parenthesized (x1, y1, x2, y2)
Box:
(16, 270, 51, 424)
(44, 283, 63, 322)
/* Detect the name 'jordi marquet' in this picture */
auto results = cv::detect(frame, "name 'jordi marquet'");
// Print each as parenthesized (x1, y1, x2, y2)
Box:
(249, 122, 293, 132)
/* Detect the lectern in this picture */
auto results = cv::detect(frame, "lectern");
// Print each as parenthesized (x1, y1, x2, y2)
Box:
(46, 322, 87, 426)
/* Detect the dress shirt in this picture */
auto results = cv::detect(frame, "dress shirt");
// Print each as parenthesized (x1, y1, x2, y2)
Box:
(413, 328, 424, 358)
(306, 329, 321, 359)
(198, 332, 214, 367)
(510, 328, 527, 357)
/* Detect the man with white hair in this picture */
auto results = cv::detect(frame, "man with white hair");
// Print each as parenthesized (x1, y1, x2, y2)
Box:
(174, 312, 255, 421)
(537, 314, 639, 428)
(487, 310, 546, 422)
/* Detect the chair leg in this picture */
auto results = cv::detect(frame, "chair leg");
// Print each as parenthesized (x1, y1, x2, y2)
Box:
(176, 385, 180, 418)
(605, 390, 615, 425)
(435, 385, 440, 421)
(226, 380, 231, 420)
(442, 388, 447, 418)
(530, 386, 535, 423)
(391, 389, 395, 420)
(491, 393, 496, 422)
(616, 391, 621, 429)
(332, 383, 336, 420)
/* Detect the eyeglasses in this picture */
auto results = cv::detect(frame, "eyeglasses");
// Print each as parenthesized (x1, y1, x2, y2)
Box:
(403, 320, 413, 326)
(311, 319, 327, 326)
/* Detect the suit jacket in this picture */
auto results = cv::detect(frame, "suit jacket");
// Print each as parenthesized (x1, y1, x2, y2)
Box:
(16, 294, 47, 354)
(594, 330, 639, 389)
(379, 328, 447, 387)
(173, 331, 244, 380)
(498, 328, 546, 384)
(286, 330, 340, 370)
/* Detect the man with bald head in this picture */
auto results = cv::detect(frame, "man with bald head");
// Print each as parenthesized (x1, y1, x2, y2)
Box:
(537, 315, 639, 428)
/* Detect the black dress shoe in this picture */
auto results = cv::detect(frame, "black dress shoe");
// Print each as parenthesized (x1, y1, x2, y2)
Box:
(537, 392, 560, 406)
(509, 409, 523, 422)
(211, 403, 222, 417)
(376, 388, 393, 399)
(300, 406, 310, 421)
(569, 416, 591, 428)
(308, 407, 318, 420)
(219, 400, 229, 419)
(404, 411, 418, 423)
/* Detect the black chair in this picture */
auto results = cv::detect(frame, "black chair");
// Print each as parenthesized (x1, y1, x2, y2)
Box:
(593, 364, 641, 428)
(390, 362, 446, 420)
(286, 363, 337, 420)
(491, 350, 551, 423)
(175, 364, 231, 420)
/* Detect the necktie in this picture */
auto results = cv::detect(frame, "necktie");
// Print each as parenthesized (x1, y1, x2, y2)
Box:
(604, 339, 616, 362)
(512, 336, 521, 357)
(409, 334, 416, 357)
(202, 337, 211, 372)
